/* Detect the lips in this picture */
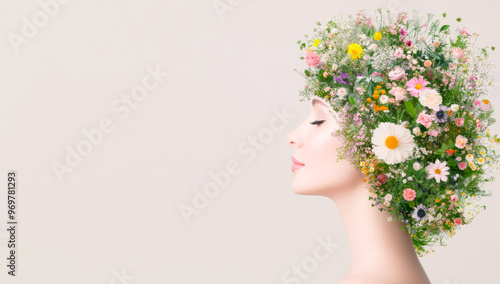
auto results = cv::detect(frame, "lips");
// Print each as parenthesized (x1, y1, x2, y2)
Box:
(291, 156, 305, 172)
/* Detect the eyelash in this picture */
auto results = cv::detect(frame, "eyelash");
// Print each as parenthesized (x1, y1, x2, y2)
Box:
(310, 120, 326, 126)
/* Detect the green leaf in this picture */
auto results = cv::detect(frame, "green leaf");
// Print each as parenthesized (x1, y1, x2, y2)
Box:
(439, 25, 450, 32)
(368, 81, 374, 96)
(409, 201, 415, 208)
(404, 100, 416, 117)
(349, 95, 355, 106)
(372, 75, 384, 83)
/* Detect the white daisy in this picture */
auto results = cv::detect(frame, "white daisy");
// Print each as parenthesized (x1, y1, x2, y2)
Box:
(371, 122, 416, 165)
(425, 159, 450, 183)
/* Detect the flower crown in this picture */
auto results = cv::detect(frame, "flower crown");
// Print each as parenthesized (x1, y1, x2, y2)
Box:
(296, 9, 500, 256)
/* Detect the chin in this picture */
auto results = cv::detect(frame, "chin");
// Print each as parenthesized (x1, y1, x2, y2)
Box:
(291, 174, 336, 196)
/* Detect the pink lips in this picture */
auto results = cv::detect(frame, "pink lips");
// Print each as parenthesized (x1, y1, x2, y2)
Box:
(291, 156, 305, 172)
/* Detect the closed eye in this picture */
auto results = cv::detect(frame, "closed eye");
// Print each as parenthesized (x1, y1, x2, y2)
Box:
(310, 120, 326, 125)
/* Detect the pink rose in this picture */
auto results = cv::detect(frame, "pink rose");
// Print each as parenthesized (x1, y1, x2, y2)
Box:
(394, 47, 404, 58)
(450, 195, 459, 202)
(449, 63, 455, 69)
(455, 135, 468, 149)
(388, 66, 406, 81)
(389, 86, 407, 101)
(455, 118, 464, 127)
(427, 130, 439, 137)
(458, 162, 467, 170)
(305, 52, 321, 67)
(454, 218, 462, 226)
(417, 111, 432, 129)
(451, 47, 465, 59)
(473, 100, 481, 108)
(402, 188, 416, 201)
(460, 27, 471, 36)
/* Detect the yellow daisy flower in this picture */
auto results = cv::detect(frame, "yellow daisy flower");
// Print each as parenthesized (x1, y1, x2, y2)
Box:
(347, 43, 363, 60)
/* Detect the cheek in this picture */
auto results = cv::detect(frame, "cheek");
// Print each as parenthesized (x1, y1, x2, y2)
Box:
(293, 128, 361, 195)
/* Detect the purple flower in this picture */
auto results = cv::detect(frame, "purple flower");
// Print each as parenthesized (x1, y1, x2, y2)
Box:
(334, 72, 352, 85)
(431, 106, 449, 123)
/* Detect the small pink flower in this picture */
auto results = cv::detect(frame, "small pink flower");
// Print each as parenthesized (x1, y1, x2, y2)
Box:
(400, 28, 408, 36)
(388, 24, 397, 35)
(449, 63, 455, 69)
(450, 195, 459, 202)
(427, 130, 439, 137)
(305, 52, 321, 67)
(473, 100, 481, 108)
(454, 218, 463, 226)
(455, 135, 468, 149)
(405, 40, 412, 46)
(480, 100, 491, 111)
(417, 111, 432, 129)
(455, 118, 465, 127)
(403, 188, 416, 201)
(377, 173, 387, 184)
(451, 47, 465, 59)
(394, 47, 404, 58)
(458, 162, 467, 170)
(460, 27, 471, 36)
(388, 66, 406, 81)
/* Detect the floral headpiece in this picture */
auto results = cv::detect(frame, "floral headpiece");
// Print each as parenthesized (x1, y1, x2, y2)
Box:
(296, 9, 500, 256)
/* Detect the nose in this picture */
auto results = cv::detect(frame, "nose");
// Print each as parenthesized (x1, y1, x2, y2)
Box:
(287, 131, 300, 147)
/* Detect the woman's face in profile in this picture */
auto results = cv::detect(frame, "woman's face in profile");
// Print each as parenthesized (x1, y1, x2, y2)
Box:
(287, 96, 364, 196)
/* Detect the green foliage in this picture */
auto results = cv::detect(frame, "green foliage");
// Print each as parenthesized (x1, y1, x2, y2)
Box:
(404, 100, 416, 117)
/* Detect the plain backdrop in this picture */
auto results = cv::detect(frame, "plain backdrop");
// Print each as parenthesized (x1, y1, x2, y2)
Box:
(1, 0, 500, 283)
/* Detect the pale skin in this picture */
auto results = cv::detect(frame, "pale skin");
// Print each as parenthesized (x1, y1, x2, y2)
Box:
(286, 96, 431, 284)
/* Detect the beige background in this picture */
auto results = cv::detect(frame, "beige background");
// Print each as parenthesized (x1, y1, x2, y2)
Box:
(1, 0, 499, 283)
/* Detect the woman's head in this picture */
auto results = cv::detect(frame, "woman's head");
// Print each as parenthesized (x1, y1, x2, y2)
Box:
(287, 96, 364, 197)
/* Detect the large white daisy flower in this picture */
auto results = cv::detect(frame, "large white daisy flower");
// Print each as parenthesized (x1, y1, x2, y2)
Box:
(371, 122, 416, 165)
(425, 159, 450, 183)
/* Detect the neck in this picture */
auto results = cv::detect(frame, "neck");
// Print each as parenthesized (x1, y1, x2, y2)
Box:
(326, 180, 429, 279)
